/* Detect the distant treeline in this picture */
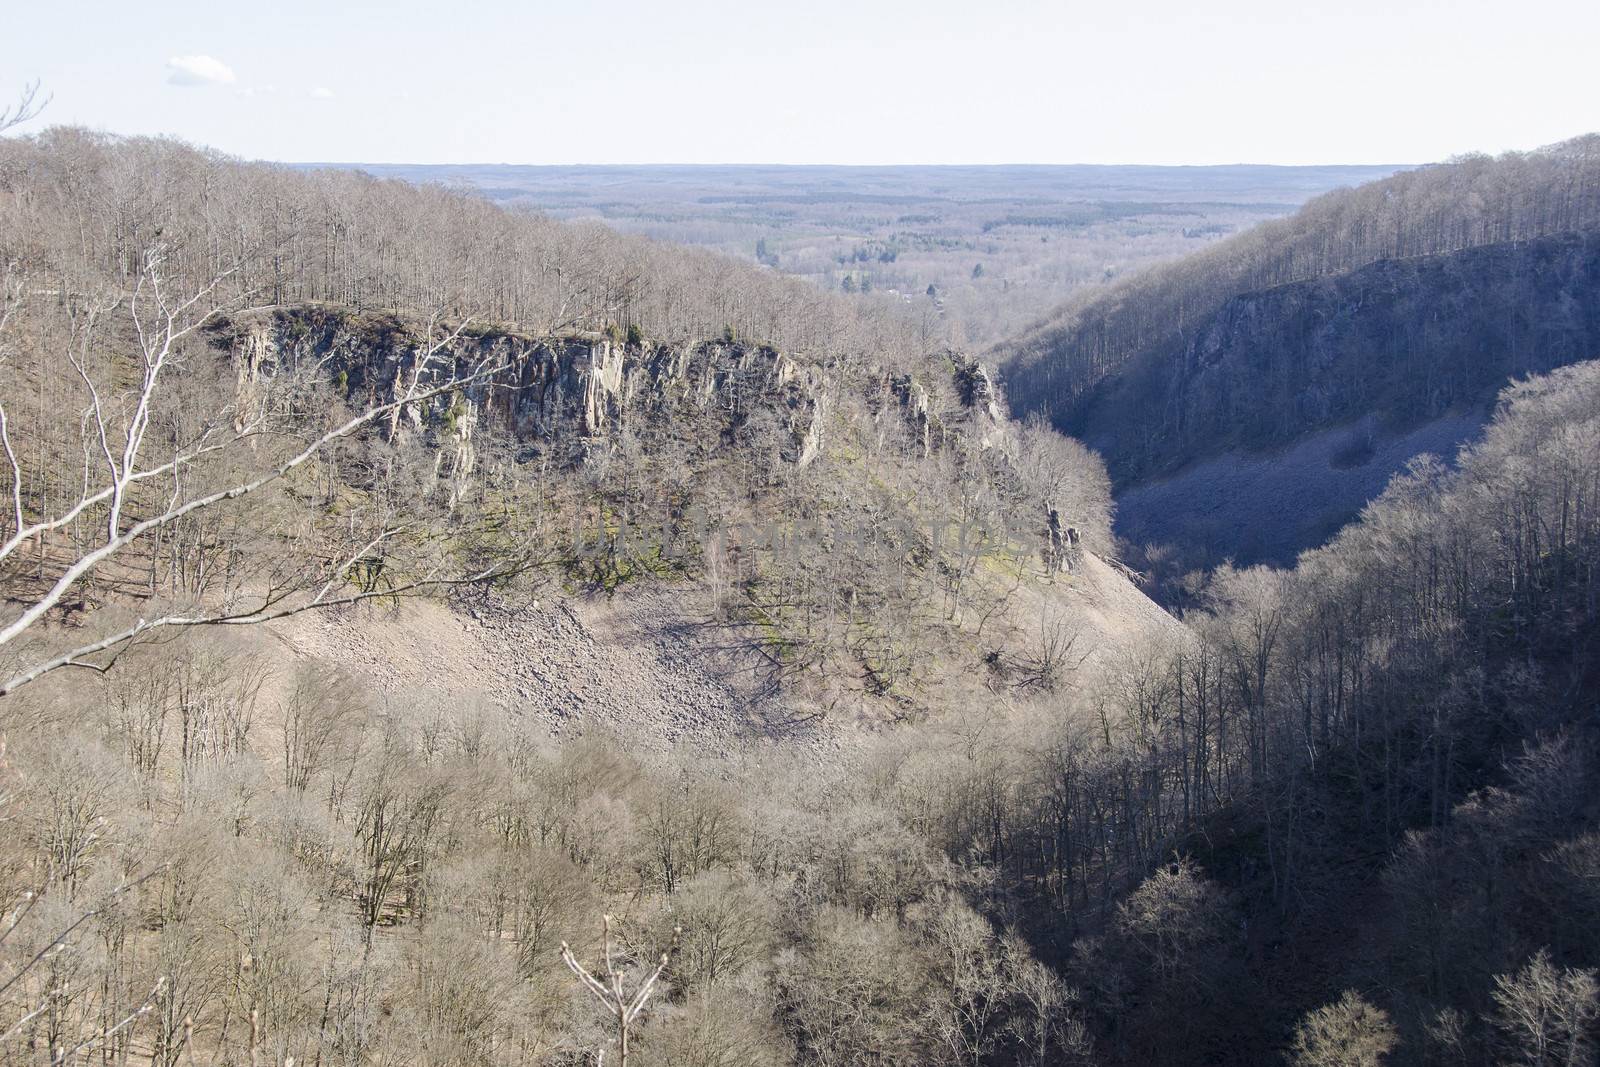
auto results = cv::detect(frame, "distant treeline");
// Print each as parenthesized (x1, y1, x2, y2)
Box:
(980, 204, 1200, 232)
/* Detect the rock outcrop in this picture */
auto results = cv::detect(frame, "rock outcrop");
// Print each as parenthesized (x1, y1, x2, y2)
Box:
(209, 306, 1148, 728)
(223, 309, 1008, 493)
(223, 309, 837, 475)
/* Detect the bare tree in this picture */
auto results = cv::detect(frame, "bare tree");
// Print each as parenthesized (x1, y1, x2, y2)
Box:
(1490, 951, 1600, 1067)
(1012, 611, 1089, 694)
(1289, 991, 1398, 1067)
(560, 915, 675, 1066)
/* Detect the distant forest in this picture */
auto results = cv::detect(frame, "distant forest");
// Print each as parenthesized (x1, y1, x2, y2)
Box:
(339, 161, 1400, 347)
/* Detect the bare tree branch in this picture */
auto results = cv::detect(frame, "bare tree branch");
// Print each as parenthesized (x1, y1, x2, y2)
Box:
(0, 82, 47, 136)
(0, 252, 516, 695)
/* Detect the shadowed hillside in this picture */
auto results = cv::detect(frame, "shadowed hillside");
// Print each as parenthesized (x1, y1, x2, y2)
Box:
(999, 136, 1600, 566)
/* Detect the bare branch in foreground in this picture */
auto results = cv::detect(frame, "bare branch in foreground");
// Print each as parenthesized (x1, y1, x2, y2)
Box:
(0, 256, 517, 695)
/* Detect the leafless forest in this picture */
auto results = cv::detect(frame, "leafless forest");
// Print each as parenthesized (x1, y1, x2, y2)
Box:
(999, 136, 1600, 587)
(1002, 137, 1600, 473)
(1, 114, 1599, 1067)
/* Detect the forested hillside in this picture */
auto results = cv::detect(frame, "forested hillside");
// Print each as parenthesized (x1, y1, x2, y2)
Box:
(4, 122, 1600, 1067)
(998, 136, 1600, 454)
(0, 128, 1130, 709)
(1067, 230, 1600, 479)
(998, 137, 1600, 579)
(0, 129, 921, 362)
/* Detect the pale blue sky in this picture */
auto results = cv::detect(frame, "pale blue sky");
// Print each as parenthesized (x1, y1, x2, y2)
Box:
(4, 0, 1596, 165)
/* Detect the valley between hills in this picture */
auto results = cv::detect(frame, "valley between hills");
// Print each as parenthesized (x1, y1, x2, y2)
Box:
(2, 116, 1599, 1067)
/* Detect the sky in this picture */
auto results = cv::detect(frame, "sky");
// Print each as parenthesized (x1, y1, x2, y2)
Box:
(3, 0, 1597, 166)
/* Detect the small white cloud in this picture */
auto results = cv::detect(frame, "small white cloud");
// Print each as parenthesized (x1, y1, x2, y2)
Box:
(310, 86, 335, 99)
(235, 84, 277, 98)
(167, 55, 237, 87)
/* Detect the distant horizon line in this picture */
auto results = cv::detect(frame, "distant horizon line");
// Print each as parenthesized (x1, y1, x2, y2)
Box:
(290, 159, 1419, 171)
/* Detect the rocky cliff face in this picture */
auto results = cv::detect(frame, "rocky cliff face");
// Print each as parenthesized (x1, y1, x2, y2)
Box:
(226, 309, 836, 465)
(223, 308, 1012, 486)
